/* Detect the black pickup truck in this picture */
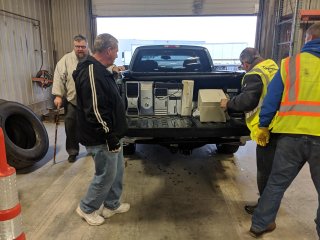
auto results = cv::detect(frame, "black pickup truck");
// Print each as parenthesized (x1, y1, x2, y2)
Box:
(120, 45, 249, 155)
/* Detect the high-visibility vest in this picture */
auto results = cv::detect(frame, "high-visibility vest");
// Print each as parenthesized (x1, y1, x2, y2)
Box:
(243, 59, 278, 141)
(272, 52, 320, 136)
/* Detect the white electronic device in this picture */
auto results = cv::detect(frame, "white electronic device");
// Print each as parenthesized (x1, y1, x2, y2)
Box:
(154, 88, 168, 115)
(126, 81, 140, 115)
(198, 89, 227, 122)
(140, 81, 154, 115)
(181, 80, 194, 116)
(168, 88, 182, 115)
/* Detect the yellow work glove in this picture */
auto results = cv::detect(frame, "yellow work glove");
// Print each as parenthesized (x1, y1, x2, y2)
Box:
(255, 127, 270, 147)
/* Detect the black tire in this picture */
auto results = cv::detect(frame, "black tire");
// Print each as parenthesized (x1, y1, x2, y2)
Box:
(216, 144, 240, 154)
(0, 101, 49, 169)
(123, 143, 136, 155)
(0, 99, 7, 105)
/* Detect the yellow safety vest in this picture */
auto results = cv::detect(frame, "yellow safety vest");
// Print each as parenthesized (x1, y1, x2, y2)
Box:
(243, 59, 278, 141)
(272, 52, 320, 136)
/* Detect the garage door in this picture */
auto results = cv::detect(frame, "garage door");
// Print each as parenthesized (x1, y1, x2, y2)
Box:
(92, 0, 259, 17)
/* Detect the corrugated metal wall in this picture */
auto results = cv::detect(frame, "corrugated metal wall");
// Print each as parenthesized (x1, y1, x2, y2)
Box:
(0, 0, 54, 113)
(0, 0, 92, 114)
(51, 0, 92, 62)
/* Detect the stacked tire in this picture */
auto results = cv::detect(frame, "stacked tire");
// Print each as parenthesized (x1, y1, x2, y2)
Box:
(0, 99, 49, 169)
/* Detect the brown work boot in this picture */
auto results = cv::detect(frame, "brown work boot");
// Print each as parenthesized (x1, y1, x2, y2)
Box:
(249, 222, 276, 238)
(244, 203, 258, 215)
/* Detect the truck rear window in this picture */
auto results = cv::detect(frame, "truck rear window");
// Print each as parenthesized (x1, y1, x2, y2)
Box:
(131, 48, 211, 72)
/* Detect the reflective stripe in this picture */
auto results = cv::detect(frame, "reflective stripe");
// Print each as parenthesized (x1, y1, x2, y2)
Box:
(250, 68, 271, 85)
(245, 100, 262, 119)
(0, 214, 23, 240)
(0, 173, 18, 211)
(280, 104, 320, 113)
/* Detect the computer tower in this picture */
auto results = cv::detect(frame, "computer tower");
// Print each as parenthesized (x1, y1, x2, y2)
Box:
(154, 88, 168, 115)
(140, 81, 154, 115)
(154, 82, 183, 115)
(126, 81, 140, 115)
(181, 80, 194, 116)
(168, 88, 182, 115)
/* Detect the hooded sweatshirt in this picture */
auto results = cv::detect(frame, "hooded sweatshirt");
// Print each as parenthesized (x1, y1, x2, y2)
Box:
(73, 56, 127, 146)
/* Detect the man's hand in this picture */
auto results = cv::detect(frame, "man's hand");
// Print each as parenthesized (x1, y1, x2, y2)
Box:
(106, 134, 121, 153)
(255, 127, 270, 147)
(220, 99, 228, 111)
(54, 96, 63, 109)
(112, 65, 125, 74)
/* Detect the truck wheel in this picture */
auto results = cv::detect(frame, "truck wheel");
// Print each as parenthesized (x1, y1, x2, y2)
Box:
(123, 143, 136, 155)
(216, 144, 239, 154)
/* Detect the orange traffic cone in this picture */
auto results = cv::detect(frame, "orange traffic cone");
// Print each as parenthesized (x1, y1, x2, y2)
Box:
(0, 128, 26, 240)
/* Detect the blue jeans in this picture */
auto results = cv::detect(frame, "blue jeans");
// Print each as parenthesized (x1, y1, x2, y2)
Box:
(251, 134, 320, 237)
(80, 142, 124, 213)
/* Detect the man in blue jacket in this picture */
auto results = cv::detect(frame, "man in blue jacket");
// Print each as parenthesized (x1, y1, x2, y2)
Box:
(250, 22, 320, 238)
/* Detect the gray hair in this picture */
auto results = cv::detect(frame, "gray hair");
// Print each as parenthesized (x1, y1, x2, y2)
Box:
(239, 47, 261, 64)
(73, 34, 87, 42)
(93, 33, 118, 53)
(306, 22, 320, 39)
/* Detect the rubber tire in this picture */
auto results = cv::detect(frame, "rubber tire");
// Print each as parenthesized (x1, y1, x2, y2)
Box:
(123, 143, 136, 155)
(0, 99, 7, 105)
(216, 144, 240, 154)
(0, 101, 49, 169)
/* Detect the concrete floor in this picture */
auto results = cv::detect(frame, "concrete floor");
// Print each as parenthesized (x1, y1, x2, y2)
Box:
(14, 122, 318, 240)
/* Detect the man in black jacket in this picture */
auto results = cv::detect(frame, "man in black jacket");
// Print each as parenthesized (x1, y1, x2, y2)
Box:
(220, 48, 278, 215)
(73, 33, 129, 226)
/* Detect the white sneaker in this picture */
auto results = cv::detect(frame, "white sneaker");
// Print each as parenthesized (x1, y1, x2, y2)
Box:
(102, 203, 130, 218)
(76, 205, 105, 226)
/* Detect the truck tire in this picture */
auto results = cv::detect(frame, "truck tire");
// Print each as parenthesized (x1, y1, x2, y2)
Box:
(216, 144, 239, 154)
(123, 143, 136, 155)
(0, 101, 49, 169)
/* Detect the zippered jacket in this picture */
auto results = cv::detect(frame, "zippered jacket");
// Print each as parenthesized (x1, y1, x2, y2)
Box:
(73, 56, 128, 146)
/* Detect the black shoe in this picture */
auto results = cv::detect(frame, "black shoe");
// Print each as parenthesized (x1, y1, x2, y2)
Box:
(244, 203, 258, 215)
(68, 155, 77, 163)
(249, 222, 276, 238)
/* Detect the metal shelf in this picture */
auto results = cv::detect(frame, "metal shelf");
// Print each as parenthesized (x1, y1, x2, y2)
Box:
(300, 10, 320, 21)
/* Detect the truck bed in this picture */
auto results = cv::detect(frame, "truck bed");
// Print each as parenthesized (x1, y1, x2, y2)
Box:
(126, 115, 249, 139)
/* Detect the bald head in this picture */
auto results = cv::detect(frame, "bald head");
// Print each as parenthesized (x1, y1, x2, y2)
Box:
(305, 23, 320, 43)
